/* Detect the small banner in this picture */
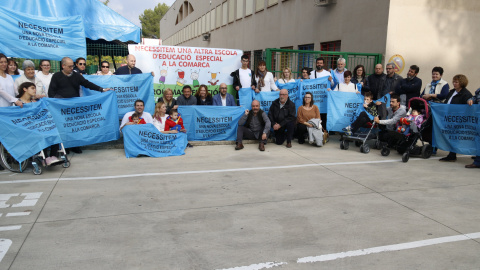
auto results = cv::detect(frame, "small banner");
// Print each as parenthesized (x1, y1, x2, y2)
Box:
(0, 6, 86, 61)
(178, 106, 245, 141)
(82, 74, 155, 119)
(431, 103, 480, 156)
(0, 100, 62, 162)
(296, 77, 331, 113)
(122, 124, 187, 158)
(374, 93, 391, 108)
(254, 91, 280, 115)
(238, 88, 254, 109)
(327, 91, 365, 132)
(275, 80, 299, 105)
(45, 91, 120, 148)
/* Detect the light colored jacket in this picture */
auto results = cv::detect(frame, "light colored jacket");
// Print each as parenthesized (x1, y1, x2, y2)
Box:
(307, 118, 323, 146)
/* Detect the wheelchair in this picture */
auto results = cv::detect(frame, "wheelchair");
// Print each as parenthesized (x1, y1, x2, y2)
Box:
(0, 143, 70, 175)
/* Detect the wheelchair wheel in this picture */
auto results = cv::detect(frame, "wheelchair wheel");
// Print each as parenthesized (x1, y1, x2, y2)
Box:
(421, 145, 433, 159)
(402, 152, 410, 163)
(361, 144, 370, 154)
(355, 141, 362, 147)
(381, 147, 390, 156)
(0, 143, 29, 173)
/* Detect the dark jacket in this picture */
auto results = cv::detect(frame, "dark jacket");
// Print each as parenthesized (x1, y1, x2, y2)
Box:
(384, 73, 403, 96)
(363, 73, 386, 99)
(114, 66, 143, 75)
(48, 71, 103, 98)
(196, 96, 213, 105)
(268, 98, 296, 127)
(231, 69, 257, 99)
(444, 88, 473, 105)
(351, 76, 366, 85)
(396, 76, 422, 105)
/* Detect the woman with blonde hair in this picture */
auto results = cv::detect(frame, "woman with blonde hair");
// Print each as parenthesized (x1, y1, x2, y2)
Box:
(277, 67, 296, 84)
(152, 101, 181, 133)
(157, 88, 178, 115)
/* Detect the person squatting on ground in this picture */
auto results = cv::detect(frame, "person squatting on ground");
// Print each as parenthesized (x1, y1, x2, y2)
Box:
(236, 100, 271, 151)
(121, 99, 153, 131)
(268, 89, 296, 148)
(296, 92, 320, 144)
(374, 94, 407, 141)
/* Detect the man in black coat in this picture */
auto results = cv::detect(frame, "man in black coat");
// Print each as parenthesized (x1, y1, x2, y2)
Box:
(268, 89, 296, 148)
(396, 65, 422, 106)
(363, 64, 387, 119)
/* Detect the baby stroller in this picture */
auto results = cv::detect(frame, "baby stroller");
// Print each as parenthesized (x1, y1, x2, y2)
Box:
(340, 122, 380, 154)
(0, 143, 70, 175)
(379, 97, 433, 162)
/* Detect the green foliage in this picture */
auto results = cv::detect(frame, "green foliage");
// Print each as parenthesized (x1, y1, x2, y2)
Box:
(103, 0, 110, 5)
(139, 3, 169, 38)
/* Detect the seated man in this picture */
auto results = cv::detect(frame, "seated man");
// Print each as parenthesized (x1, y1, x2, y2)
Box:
(120, 99, 153, 131)
(374, 94, 407, 142)
(213, 83, 236, 106)
(176, 85, 197, 105)
(268, 89, 296, 148)
(236, 100, 271, 151)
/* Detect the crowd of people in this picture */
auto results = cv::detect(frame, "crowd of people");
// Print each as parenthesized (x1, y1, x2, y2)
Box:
(0, 53, 479, 170)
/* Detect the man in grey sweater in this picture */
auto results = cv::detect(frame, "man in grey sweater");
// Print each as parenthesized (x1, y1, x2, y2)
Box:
(235, 100, 271, 151)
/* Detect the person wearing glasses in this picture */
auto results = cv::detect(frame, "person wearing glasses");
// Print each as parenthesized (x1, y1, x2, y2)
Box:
(213, 83, 236, 106)
(73, 57, 87, 75)
(36, 60, 53, 93)
(268, 89, 296, 148)
(384, 62, 403, 95)
(96, 61, 113, 75)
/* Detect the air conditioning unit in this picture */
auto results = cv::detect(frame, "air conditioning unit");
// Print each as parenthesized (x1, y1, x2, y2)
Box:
(314, 0, 336, 6)
(203, 33, 210, 41)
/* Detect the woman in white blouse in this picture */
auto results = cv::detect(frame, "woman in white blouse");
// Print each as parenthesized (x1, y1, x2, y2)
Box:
(334, 71, 360, 94)
(0, 54, 22, 107)
(152, 101, 178, 134)
(255, 60, 278, 93)
(36, 60, 53, 93)
(276, 67, 296, 84)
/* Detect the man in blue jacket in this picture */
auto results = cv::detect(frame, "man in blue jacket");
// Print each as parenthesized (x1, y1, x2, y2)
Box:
(213, 83, 236, 106)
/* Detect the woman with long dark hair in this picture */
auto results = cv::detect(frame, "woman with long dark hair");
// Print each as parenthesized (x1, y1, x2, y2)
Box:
(255, 60, 278, 93)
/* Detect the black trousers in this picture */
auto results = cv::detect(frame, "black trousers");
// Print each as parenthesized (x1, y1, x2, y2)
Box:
(274, 121, 295, 145)
(236, 125, 268, 143)
(296, 123, 308, 143)
(351, 111, 372, 133)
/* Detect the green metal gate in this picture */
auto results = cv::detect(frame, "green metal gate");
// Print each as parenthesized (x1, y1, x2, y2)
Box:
(264, 48, 382, 78)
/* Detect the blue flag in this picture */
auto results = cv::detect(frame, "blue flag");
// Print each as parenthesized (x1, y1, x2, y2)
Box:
(296, 77, 331, 113)
(178, 106, 245, 141)
(82, 74, 154, 120)
(431, 103, 480, 156)
(254, 91, 280, 115)
(275, 81, 299, 105)
(122, 124, 187, 158)
(45, 91, 120, 148)
(238, 88, 254, 110)
(0, 6, 86, 61)
(327, 91, 364, 132)
(374, 93, 391, 108)
(0, 100, 62, 163)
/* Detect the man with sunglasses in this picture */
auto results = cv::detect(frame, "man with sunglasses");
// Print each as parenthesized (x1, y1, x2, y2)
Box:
(73, 57, 87, 75)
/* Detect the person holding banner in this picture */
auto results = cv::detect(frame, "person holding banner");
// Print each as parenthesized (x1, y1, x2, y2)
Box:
(36, 60, 53, 94)
(96, 61, 113, 75)
(439, 74, 472, 162)
(152, 101, 180, 134)
(7, 59, 22, 76)
(374, 95, 407, 141)
(236, 100, 271, 151)
(277, 67, 296, 84)
(344, 92, 378, 136)
(421, 67, 450, 103)
(48, 57, 110, 99)
(213, 83, 236, 106)
(14, 60, 46, 99)
(73, 58, 87, 75)
(334, 71, 360, 93)
(158, 88, 178, 114)
(296, 92, 320, 144)
(231, 55, 257, 100)
(396, 65, 422, 106)
(364, 64, 387, 118)
(195, 85, 213, 105)
(466, 88, 480, 168)
(300, 67, 311, 80)
(331, 58, 347, 85)
(309, 58, 333, 83)
(0, 54, 23, 107)
(255, 60, 278, 93)
(351, 65, 366, 87)
(114, 55, 154, 76)
(121, 99, 154, 131)
(269, 89, 296, 148)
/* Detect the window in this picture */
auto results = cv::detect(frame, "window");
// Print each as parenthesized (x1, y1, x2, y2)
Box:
(202, 15, 206, 33)
(245, 0, 253, 16)
(253, 50, 263, 71)
(206, 12, 211, 32)
(216, 5, 222, 28)
(175, 1, 195, 25)
(321, 40, 341, 69)
(268, 0, 278, 6)
(237, 0, 244, 19)
(228, 0, 235, 23)
(298, 43, 314, 72)
(210, 9, 216, 29)
(222, 2, 228, 26)
(256, 0, 264, 12)
(280, 46, 293, 75)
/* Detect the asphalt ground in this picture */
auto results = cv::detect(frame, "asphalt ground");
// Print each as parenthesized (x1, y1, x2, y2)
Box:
(0, 135, 479, 270)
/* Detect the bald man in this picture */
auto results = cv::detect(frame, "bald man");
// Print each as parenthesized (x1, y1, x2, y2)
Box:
(268, 89, 296, 148)
(115, 54, 154, 76)
(236, 100, 271, 151)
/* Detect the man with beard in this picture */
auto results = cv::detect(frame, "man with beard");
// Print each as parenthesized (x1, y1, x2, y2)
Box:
(213, 83, 236, 106)
(235, 100, 271, 151)
(269, 89, 296, 148)
(396, 65, 422, 106)
(309, 57, 333, 129)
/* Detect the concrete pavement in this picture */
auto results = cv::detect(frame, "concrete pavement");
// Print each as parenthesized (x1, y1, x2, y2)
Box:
(0, 136, 479, 269)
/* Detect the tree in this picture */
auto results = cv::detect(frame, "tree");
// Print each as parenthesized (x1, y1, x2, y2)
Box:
(102, 0, 109, 5)
(139, 3, 169, 38)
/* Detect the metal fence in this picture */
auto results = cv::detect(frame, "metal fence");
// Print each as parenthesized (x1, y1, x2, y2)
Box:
(263, 48, 382, 78)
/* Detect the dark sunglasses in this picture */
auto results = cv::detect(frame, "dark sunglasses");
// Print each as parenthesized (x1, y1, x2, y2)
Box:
(102, 66, 109, 68)
(78, 63, 86, 66)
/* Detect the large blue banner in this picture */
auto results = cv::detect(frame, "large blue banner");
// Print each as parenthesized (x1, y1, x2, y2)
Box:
(238, 88, 254, 109)
(327, 91, 364, 132)
(122, 124, 187, 158)
(0, 100, 62, 162)
(431, 103, 480, 156)
(296, 77, 331, 113)
(45, 91, 120, 148)
(275, 81, 299, 105)
(82, 74, 154, 120)
(178, 106, 245, 141)
(255, 91, 280, 115)
(0, 6, 86, 61)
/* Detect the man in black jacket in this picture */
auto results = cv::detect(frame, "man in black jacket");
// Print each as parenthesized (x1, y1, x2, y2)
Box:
(396, 65, 422, 106)
(268, 89, 296, 148)
(230, 55, 256, 101)
(363, 64, 387, 119)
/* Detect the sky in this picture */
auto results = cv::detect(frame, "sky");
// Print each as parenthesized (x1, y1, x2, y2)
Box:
(107, 0, 175, 28)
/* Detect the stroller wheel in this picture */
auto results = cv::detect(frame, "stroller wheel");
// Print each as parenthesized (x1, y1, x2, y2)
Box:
(421, 145, 433, 159)
(33, 166, 42, 175)
(402, 152, 410, 163)
(340, 141, 345, 150)
(381, 147, 390, 156)
(374, 140, 380, 149)
(362, 144, 370, 154)
(355, 141, 362, 147)
(343, 141, 349, 150)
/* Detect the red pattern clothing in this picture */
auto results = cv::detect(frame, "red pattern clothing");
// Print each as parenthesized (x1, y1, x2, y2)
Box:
(164, 116, 184, 131)
(128, 116, 146, 124)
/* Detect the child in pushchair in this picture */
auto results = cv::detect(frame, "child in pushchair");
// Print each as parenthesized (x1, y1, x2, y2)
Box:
(379, 97, 433, 162)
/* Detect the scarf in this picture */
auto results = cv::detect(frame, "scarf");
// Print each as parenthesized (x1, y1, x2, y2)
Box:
(429, 80, 440, 94)
(257, 70, 267, 88)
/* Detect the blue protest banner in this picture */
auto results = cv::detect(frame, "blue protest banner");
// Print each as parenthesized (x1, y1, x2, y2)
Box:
(296, 77, 331, 113)
(431, 103, 480, 156)
(238, 88, 254, 109)
(122, 124, 187, 158)
(275, 81, 299, 105)
(254, 91, 280, 115)
(82, 74, 154, 119)
(178, 106, 245, 141)
(374, 93, 391, 108)
(0, 6, 86, 61)
(0, 100, 62, 163)
(45, 91, 120, 148)
(327, 91, 364, 132)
